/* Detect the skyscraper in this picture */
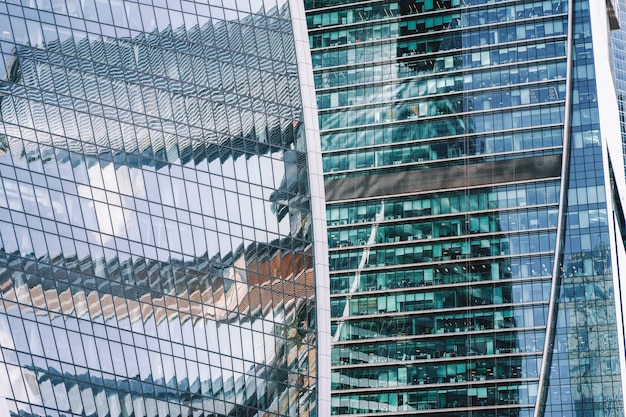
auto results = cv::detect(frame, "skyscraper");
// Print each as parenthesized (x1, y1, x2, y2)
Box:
(304, 0, 626, 415)
(612, 0, 626, 176)
(0, 1, 329, 417)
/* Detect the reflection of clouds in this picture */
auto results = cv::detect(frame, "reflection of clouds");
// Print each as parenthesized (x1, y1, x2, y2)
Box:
(61, 152, 287, 261)
(0, 148, 291, 263)
(0, 22, 302, 258)
(0, 246, 315, 414)
(0, 0, 318, 415)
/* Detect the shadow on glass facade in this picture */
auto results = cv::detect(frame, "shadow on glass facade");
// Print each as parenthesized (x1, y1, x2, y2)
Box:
(0, 1, 325, 416)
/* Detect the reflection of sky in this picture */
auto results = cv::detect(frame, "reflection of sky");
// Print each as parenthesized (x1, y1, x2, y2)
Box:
(0, 0, 317, 415)
(0, 0, 306, 263)
(0, 36, 298, 156)
(81, 152, 289, 260)
(0, 0, 290, 48)
(0, 150, 290, 263)
(0, 0, 302, 165)
(0, 306, 279, 413)
(0, 239, 317, 414)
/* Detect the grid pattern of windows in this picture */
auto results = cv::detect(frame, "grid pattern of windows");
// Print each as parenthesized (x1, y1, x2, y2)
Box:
(542, 1, 624, 415)
(0, 1, 323, 417)
(304, 0, 625, 415)
(611, 0, 626, 175)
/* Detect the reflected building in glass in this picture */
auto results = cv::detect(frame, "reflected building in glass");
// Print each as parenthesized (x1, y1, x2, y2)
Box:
(0, 1, 330, 417)
(304, 0, 626, 416)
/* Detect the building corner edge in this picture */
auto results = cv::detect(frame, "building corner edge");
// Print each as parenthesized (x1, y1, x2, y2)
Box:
(287, 2, 332, 416)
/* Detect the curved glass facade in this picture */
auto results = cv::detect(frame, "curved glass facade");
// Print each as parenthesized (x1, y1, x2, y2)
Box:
(0, 1, 327, 416)
(304, 0, 626, 415)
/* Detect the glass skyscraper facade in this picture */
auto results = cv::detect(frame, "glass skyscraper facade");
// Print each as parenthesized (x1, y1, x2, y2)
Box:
(304, 0, 626, 416)
(611, 0, 626, 174)
(0, 1, 330, 417)
(611, 0, 626, 186)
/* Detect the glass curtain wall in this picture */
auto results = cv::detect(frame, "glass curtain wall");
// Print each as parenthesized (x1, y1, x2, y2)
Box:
(0, 1, 323, 416)
(611, 0, 626, 175)
(304, 0, 625, 415)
